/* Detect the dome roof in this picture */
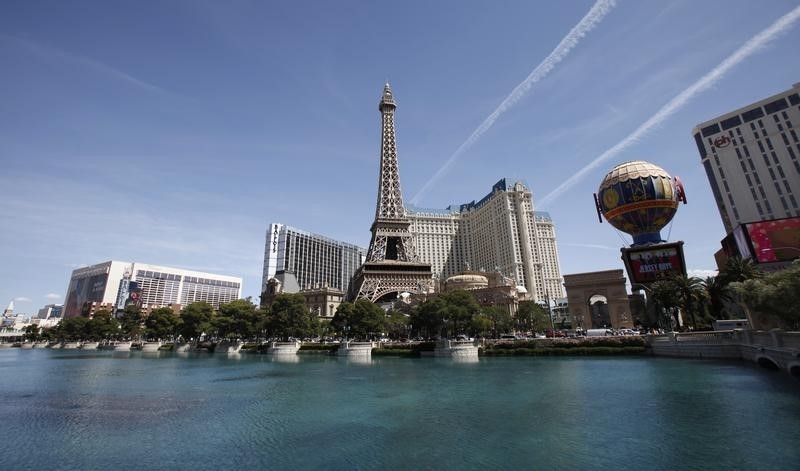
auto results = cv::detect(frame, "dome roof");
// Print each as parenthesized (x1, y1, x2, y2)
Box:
(516, 286, 528, 293)
(445, 273, 488, 290)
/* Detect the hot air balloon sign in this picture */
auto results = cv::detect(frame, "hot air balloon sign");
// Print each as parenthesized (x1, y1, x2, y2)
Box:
(593, 161, 688, 285)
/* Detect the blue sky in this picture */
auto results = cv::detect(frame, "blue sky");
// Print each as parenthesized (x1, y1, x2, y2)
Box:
(2, 0, 800, 313)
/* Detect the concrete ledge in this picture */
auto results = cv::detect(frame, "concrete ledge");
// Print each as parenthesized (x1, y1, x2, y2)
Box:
(337, 341, 374, 357)
(434, 340, 480, 361)
(215, 341, 243, 354)
(646, 330, 800, 375)
(267, 341, 301, 355)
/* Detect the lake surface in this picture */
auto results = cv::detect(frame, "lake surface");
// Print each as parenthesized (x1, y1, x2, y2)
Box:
(1, 349, 798, 470)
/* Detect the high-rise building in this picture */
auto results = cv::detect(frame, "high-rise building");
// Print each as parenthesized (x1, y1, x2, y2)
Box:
(63, 261, 242, 317)
(407, 178, 564, 302)
(37, 304, 63, 319)
(693, 82, 800, 233)
(262, 224, 366, 296)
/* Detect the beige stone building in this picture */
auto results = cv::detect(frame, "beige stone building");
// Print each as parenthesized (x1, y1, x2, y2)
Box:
(407, 178, 564, 303)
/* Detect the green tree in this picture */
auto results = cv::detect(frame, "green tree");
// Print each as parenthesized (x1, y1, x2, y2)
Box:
(384, 310, 409, 339)
(144, 307, 181, 340)
(703, 276, 731, 320)
(267, 294, 318, 340)
(671, 275, 707, 330)
(86, 309, 120, 340)
(23, 324, 40, 342)
(645, 280, 681, 330)
(516, 301, 551, 333)
(470, 314, 493, 338)
(178, 302, 215, 340)
(439, 290, 481, 336)
(410, 298, 446, 338)
(348, 299, 386, 339)
(57, 316, 89, 341)
(484, 306, 512, 338)
(719, 256, 761, 284)
(216, 299, 265, 340)
(330, 301, 354, 337)
(731, 261, 800, 330)
(119, 305, 144, 339)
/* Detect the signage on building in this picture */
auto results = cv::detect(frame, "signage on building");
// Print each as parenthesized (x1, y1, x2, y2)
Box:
(713, 135, 731, 148)
(63, 273, 109, 318)
(126, 282, 143, 308)
(745, 217, 800, 263)
(621, 241, 687, 285)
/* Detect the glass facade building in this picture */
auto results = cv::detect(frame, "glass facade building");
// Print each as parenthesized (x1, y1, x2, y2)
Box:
(262, 224, 367, 295)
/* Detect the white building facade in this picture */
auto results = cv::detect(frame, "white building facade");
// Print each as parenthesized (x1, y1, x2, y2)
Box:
(63, 261, 242, 317)
(262, 224, 367, 295)
(693, 82, 800, 233)
(407, 178, 564, 302)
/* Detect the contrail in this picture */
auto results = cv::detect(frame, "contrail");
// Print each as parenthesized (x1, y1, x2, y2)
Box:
(538, 5, 800, 209)
(2, 34, 172, 95)
(410, 0, 617, 205)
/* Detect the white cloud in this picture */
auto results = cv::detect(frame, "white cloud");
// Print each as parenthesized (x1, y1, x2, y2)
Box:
(688, 269, 718, 279)
(411, 0, 617, 204)
(44, 293, 61, 300)
(539, 4, 800, 208)
(13, 297, 32, 302)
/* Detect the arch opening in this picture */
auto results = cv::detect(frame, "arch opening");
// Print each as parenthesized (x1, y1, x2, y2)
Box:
(588, 294, 610, 328)
(757, 356, 780, 371)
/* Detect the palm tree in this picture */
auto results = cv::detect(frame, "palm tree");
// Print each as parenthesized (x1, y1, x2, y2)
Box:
(671, 275, 707, 330)
(719, 256, 760, 284)
(644, 280, 680, 331)
(703, 276, 731, 320)
(719, 256, 762, 323)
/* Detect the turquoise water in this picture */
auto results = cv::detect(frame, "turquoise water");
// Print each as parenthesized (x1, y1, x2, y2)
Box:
(1, 350, 798, 470)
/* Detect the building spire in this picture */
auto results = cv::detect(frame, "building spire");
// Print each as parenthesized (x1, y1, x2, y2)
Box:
(374, 83, 405, 221)
(379, 83, 396, 111)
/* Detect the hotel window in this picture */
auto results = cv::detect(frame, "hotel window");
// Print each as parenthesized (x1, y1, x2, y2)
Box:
(764, 98, 788, 114)
(743, 107, 764, 123)
(721, 115, 742, 130)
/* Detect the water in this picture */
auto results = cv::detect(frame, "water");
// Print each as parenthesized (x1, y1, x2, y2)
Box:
(1, 350, 798, 470)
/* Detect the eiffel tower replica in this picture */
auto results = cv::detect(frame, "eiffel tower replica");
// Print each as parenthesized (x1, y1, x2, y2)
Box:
(350, 84, 433, 302)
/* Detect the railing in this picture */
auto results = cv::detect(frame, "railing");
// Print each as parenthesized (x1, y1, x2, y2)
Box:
(648, 329, 800, 350)
(750, 331, 774, 346)
(780, 332, 800, 349)
(673, 331, 737, 343)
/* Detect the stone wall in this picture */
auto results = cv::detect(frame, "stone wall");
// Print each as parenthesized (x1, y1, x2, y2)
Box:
(646, 330, 800, 377)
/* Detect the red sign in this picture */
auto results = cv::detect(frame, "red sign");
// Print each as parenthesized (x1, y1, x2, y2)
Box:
(622, 242, 686, 284)
(713, 135, 731, 148)
(745, 217, 800, 263)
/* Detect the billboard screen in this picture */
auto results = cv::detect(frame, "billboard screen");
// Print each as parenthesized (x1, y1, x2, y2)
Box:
(745, 217, 800, 263)
(622, 242, 687, 285)
(63, 273, 109, 317)
(126, 281, 143, 308)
